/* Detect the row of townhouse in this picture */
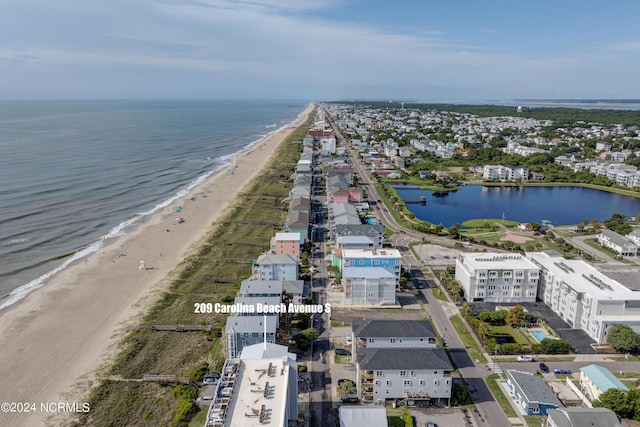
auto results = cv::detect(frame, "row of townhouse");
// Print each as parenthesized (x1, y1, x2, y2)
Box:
(455, 250, 640, 344)
(597, 229, 639, 256)
(204, 342, 300, 426)
(555, 155, 640, 189)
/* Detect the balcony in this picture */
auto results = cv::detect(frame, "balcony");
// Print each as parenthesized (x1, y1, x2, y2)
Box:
(362, 371, 374, 379)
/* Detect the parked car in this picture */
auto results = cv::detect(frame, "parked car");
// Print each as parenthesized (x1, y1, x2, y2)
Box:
(426, 422, 437, 427)
(539, 363, 549, 373)
(554, 369, 571, 375)
(335, 348, 351, 356)
(517, 355, 533, 362)
(203, 371, 220, 384)
(341, 395, 359, 403)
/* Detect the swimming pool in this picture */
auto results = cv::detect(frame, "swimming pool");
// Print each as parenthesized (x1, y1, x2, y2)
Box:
(529, 330, 549, 343)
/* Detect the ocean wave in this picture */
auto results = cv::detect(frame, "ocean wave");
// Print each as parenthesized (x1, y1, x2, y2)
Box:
(4, 238, 29, 245)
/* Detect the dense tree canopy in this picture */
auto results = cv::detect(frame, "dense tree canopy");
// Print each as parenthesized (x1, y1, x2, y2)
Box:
(607, 324, 640, 353)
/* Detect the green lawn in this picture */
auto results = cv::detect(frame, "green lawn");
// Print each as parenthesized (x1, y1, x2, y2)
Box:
(489, 325, 533, 345)
(449, 315, 487, 363)
(485, 373, 518, 418)
(461, 218, 519, 228)
(524, 415, 547, 427)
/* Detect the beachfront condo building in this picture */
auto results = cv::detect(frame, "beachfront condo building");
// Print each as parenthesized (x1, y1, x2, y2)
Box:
(527, 251, 640, 344)
(454, 252, 540, 303)
(204, 342, 298, 426)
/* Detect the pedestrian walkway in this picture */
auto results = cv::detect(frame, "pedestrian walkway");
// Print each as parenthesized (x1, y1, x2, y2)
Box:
(485, 354, 503, 375)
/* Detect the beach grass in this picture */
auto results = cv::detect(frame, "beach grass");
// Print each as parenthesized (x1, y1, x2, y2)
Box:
(73, 111, 314, 426)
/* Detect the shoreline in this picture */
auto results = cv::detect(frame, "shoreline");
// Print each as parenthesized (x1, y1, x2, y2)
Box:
(0, 113, 305, 311)
(0, 103, 314, 427)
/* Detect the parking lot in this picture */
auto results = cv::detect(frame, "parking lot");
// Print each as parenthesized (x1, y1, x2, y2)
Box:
(414, 244, 462, 268)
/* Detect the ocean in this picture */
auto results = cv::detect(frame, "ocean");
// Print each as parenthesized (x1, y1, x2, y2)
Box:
(0, 99, 308, 308)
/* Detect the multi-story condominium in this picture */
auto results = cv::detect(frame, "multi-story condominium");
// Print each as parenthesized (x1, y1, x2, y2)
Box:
(335, 224, 385, 247)
(205, 342, 298, 426)
(527, 251, 640, 343)
(224, 315, 277, 359)
(253, 254, 298, 281)
(341, 248, 402, 282)
(342, 267, 396, 306)
(454, 253, 540, 303)
(356, 348, 453, 405)
(597, 229, 638, 256)
(483, 165, 529, 182)
(270, 232, 302, 259)
(579, 364, 629, 401)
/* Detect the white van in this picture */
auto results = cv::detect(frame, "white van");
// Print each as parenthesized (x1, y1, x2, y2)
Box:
(517, 355, 533, 362)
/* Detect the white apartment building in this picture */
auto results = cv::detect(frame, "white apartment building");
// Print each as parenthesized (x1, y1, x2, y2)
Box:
(205, 343, 298, 427)
(455, 252, 540, 303)
(483, 165, 529, 182)
(527, 251, 640, 344)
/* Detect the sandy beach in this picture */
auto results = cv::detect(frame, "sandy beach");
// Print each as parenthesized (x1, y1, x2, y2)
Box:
(0, 103, 313, 426)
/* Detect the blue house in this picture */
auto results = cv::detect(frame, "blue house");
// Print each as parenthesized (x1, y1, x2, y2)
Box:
(506, 370, 563, 416)
(341, 249, 402, 282)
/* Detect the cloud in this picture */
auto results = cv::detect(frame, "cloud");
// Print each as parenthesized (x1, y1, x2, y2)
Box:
(0, 0, 638, 99)
(607, 41, 640, 52)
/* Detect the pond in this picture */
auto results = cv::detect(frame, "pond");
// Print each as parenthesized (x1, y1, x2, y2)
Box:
(394, 185, 640, 227)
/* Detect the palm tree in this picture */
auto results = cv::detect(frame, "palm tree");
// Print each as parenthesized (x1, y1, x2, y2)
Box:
(477, 323, 490, 340)
(461, 302, 473, 319)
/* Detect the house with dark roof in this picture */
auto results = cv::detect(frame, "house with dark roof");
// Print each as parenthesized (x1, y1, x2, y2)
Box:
(506, 370, 564, 416)
(285, 211, 309, 241)
(356, 348, 453, 405)
(546, 407, 628, 427)
(335, 223, 385, 248)
(351, 319, 438, 353)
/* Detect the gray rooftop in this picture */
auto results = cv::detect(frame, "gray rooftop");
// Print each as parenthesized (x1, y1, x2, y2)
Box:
(240, 279, 284, 295)
(335, 223, 384, 234)
(600, 229, 636, 248)
(546, 407, 628, 427)
(506, 370, 563, 407)
(224, 315, 278, 334)
(342, 267, 395, 280)
(339, 407, 388, 427)
(255, 253, 298, 265)
(357, 348, 452, 371)
(352, 320, 436, 339)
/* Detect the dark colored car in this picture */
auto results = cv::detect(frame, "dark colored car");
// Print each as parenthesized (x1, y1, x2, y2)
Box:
(539, 363, 549, 373)
(335, 348, 351, 356)
(341, 395, 359, 403)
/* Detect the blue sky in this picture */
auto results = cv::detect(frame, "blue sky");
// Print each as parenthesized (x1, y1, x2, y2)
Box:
(1, 0, 639, 100)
